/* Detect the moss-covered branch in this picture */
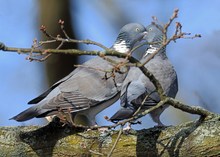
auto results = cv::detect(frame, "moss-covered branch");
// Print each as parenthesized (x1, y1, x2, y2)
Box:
(0, 115, 220, 156)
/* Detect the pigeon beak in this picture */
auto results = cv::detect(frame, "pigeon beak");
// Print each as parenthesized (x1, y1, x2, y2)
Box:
(143, 31, 148, 39)
(132, 31, 148, 44)
(139, 31, 148, 41)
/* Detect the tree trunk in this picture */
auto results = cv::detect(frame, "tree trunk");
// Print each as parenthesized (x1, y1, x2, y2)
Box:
(0, 115, 219, 157)
(38, 0, 78, 85)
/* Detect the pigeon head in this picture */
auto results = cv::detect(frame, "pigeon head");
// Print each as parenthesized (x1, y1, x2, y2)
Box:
(145, 23, 163, 45)
(143, 24, 164, 56)
(113, 23, 146, 53)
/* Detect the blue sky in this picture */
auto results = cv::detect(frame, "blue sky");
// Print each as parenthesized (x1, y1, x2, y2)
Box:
(1, 0, 220, 128)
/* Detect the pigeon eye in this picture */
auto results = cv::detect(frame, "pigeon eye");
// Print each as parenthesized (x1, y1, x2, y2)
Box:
(135, 28, 140, 32)
(149, 28, 153, 31)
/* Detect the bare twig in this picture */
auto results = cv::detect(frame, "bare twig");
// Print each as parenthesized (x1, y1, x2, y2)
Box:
(59, 19, 70, 39)
(89, 150, 104, 156)
(130, 41, 148, 54)
(167, 97, 214, 117)
(163, 8, 179, 44)
(140, 23, 201, 68)
(0, 45, 127, 58)
(40, 20, 109, 51)
(132, 91, 155, 116)
(107, 126, 123, 157)
(108, 96, 214, 130)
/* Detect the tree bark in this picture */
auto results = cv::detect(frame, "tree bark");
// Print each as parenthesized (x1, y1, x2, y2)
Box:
(0, 115, 219, 157)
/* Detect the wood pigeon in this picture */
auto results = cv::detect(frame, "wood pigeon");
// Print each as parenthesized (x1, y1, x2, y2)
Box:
(110, 23, 178, 127)
(10, 23, 147, 126)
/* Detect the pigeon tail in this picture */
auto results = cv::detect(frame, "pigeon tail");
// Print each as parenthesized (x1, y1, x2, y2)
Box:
(109, 108, 135, 122)
(10, 105, 49, 122)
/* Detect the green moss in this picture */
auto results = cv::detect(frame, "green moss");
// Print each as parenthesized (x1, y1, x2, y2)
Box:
(0, 117, 220, 156)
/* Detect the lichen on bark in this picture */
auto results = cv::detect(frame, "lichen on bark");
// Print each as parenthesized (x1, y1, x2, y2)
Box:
(0, 115, 220, 156)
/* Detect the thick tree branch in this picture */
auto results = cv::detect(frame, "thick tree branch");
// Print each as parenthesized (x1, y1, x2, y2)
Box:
(0, 116, 220, 156)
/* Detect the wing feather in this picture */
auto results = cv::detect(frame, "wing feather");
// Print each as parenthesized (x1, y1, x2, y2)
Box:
(42, 91, 99, 113)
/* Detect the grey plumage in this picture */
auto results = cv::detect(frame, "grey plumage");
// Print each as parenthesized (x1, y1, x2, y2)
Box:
(11, 23, 147, 126)
(110, 24, 178, 126)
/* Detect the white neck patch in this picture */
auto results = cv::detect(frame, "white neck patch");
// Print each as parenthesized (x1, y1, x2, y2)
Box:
(144, 45, 159, 57)
(113, 40, 130, 53)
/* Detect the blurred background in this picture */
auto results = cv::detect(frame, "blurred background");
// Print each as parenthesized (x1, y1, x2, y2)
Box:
(1, 0, 220, 129)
